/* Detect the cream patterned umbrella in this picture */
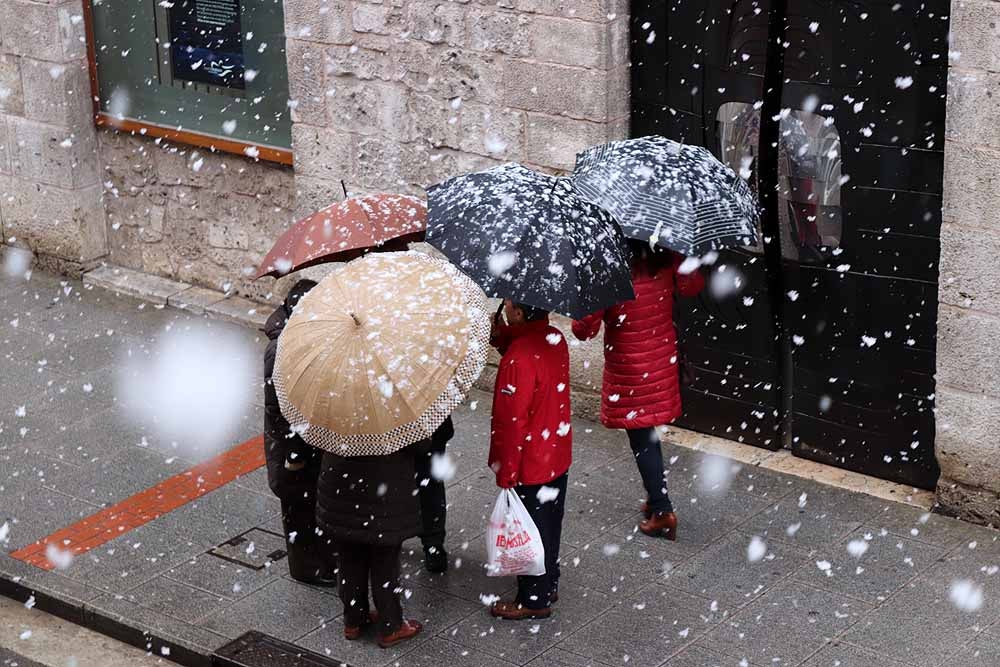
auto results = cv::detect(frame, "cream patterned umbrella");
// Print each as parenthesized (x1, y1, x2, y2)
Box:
(273, 251, 490, 456)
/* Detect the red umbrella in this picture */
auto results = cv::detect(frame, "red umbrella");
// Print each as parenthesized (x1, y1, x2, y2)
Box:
(256, 194, 427, 279)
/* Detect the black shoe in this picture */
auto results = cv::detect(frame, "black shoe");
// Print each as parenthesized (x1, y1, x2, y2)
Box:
(424, 545, 448, 574)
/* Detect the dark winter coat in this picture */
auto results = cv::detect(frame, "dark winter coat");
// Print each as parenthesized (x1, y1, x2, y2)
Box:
(489, 318, 573, 488)
(315, 445, 422, 546)
(263, 281, 321, 500)
(572, 253, 705, 430)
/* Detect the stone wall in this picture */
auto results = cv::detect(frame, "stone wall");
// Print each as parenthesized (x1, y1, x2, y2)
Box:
(283, 0, 630, 217)
(0, 0, 106, 276)
(934, 0, 1000, 525)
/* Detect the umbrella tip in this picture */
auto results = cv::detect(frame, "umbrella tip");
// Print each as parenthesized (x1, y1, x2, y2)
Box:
(349, 312, 362, 326)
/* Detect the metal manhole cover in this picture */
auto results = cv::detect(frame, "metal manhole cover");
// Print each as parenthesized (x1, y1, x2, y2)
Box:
(208, 528, 287, 570)
(213, 631, 352, 667)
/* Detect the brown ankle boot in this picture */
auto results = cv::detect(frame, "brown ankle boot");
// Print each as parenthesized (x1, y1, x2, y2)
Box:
(490, 600, 552, 620)
(639, 511, 677, 541)
(377, 620, 423, 648)
(344, 611, 379, 640)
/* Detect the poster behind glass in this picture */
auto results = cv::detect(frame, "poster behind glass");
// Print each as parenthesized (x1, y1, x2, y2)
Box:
(168, 0, 245, 90)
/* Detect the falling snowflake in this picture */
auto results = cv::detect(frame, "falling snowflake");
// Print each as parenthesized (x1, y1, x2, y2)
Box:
(949, 579, 984, 612)
(747, 536, 767, 563)
(430, 453, 457, 482)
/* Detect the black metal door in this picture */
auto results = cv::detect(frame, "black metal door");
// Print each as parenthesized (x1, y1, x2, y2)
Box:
(630, 0, 946, 489)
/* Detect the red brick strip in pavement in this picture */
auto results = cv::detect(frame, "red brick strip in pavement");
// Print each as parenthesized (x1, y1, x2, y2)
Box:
(10, 435, 266, 571)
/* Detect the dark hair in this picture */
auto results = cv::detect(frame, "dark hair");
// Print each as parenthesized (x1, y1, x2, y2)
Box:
(514, 302, 549, 322)
(286, 279, 318, 310)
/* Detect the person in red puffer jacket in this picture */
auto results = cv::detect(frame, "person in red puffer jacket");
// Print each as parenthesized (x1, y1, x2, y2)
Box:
(572, 242, 705, 541)
(488, 300, 572, 621)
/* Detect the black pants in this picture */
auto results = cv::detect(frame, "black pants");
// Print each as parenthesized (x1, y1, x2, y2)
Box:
(626, 427, 674, 514)
(281, 496, 334, 580)
(515, 473, 568, 610)
(336, 541, 403, 635)
(414, 437, 447, 549)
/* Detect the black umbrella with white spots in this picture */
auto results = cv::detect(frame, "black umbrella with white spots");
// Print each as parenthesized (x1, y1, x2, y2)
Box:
(426, 163, 634, 319)
(572, 135, 761, 256)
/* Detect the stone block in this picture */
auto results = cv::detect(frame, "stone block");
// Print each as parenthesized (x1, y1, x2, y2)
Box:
(514, 0, 611, 23)
(208, 222, 251, 250)
(137, 204, 165, 242)
(504, 59, 610, 122)
(354, 135, 413, 191)
(0, 116, 10, 175)
(2, 179, 106, 261)
(285, 39, 328, 126)
(290, 124, 356, 179)
(529, 15, 606, 68)
(0, 54, 24, 115)
(283, 0, 354, 44)
(459, 102, 525, 160)
(945, 69, 1000, 149)
(20, 58, 91, 128)
(525, 112, 609, 170)
(326, 77, 408, 138)
(949, 0, 1000, 73)
(167, 286, 226, 315)
(408, 92, 461, 148)
(607, 15, 629, 68)
(939, 220, 1000, 316)
(0, 0, 84, 61)
(467, 7, 531, 56)
(83, 264, 188, 304)
(292, 174, 343, 219)
(936, 303, 1000, 396)
(352, 3, 405, 36)
(934, 386, 1000, 494)
(8, 116, 99, 189)
(325, 43, 396, 81)
(430, 48, 503, 105)
(942, 140, 1000, 232)
(205, 295, 269, 329)
(406, 1, 466, 46)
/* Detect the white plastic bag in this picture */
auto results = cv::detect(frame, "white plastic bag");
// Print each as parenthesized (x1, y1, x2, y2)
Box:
(485, 489, 546, 577)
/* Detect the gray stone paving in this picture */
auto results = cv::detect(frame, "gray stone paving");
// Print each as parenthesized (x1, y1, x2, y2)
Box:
(1, 271, 1000, 666)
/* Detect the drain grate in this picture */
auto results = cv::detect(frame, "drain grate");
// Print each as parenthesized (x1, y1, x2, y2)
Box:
(213, 631, 352, 667)
(208, 528, 287, 570)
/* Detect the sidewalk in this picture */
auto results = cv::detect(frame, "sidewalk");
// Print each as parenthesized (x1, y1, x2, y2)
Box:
(1, 270, 999, 667)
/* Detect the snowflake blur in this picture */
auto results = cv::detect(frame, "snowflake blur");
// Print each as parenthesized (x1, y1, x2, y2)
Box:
(118, 323, 256, 456)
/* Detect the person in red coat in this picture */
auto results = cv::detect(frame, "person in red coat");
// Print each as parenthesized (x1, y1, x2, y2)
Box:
(572, 243, 705, 540)
(488, 300, 572, 621)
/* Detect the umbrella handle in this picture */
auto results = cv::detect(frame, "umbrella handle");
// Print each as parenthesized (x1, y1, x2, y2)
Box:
(341, 180, 349, 198)
(494, 301, 505, 325)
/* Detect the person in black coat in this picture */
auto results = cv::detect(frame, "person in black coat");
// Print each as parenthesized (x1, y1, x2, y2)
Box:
(263, 279, 335, 586)
(414, 417, 454, 573)
(316, 444, 425, 648)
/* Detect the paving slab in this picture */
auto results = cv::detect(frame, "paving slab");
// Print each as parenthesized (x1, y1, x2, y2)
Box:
(119, 575, 230, 625)
(663, 645, 764, 666)
(841, 578, 994, 667)
(556, 585, 718, 667)
(742, 482, 887, 550)
(698, 579, 874, 666)
(670, 529, 812, 612)
(791, 524, 946, 604)
(524, 647, 615, 666)
(200, 576, 338, 643)
(800, 641, 911, 667)
(394, 637, 518, 667)
(204, 296, 268, 329)
(163, 551, 283, 601)
(946, 625, 1000, 667)
(447, 583, 612, 665)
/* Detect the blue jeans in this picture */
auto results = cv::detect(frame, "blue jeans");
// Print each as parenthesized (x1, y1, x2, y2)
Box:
(627, 427, 674, 514)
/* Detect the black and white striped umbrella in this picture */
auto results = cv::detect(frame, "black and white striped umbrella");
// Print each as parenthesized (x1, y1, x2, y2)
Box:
(572, 135, 761, 256)
(426, 163, 634, 319)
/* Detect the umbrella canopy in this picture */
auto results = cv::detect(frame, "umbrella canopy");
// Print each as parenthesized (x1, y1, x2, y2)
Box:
(426, 163, 634, 320)
(273, 251, 489, 456)
(255, 194, 426, 279)
(572, 136, 761, 256)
